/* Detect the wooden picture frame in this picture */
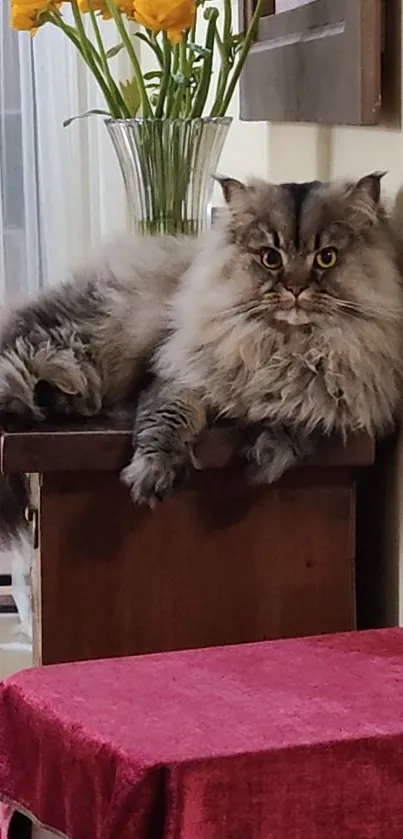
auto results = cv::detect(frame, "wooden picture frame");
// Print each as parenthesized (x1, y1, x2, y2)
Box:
(239, 0, 382, 125)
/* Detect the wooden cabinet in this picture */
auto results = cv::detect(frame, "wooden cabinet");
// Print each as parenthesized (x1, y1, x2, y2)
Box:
(1, 420, 374, 665)
(240, 0, 383, 125)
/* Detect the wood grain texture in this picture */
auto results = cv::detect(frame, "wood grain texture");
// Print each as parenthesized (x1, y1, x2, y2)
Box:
(5, 419, 372, 666)
(1, 417, 375, 474)
(359, 0, 382, 123)
(240, 0, 382, 125)
(37, 467, 356, 665)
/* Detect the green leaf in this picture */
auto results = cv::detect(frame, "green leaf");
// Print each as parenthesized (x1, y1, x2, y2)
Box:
(143, 70, 163, 80)
(135, 31, 157, 48)
(63, 109, 111, 128)
(134, 31, 165, 65)
(105, 43, 125, 60)
(119, 77, 141, 116)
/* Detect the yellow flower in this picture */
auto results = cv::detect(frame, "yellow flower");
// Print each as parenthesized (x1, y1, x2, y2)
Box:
(11, 5, 36, 28)
(118, 0, 134, 14)
(11, 0, 60, 30)
(77, 0, 134, 19)
(77, 0, 111, 18)
(11, 0, 45, 29)
(134, 0, 195, 43)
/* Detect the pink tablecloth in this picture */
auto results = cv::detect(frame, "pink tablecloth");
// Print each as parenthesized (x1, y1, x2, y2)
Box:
(2, 630, 403, 839)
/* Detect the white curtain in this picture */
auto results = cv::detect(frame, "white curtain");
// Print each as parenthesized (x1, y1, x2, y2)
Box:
(0, 0, 42, 300)
(32, 16, 130, 286)
(1, 3, 130, 299)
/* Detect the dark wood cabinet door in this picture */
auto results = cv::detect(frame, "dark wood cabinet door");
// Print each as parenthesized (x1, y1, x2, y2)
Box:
(240, 0, 382, 125)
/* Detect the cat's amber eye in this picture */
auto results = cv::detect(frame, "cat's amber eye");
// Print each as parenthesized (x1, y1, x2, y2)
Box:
(315, 247, 338, 270)
(260, 248, 283, 271)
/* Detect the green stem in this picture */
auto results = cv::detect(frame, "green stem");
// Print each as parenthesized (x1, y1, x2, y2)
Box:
(50, 11, 88, 55)
(52, 6, 119, 116)
(210, 31, 230, 116)
(190, 6, 197, 43)
(223, 0, 232, 45)
(210, 0, 231, 115)
(53, 11, 111, 75)
(185, 80, 191, 114)
(165, 42, 180, 117)
(172, 42, 180, 75)
(105, 0, 152, 116)
(135, 31, 163, 66)
(86, 0, 129, 117)
(148, 29, 164, 65)
(191, 9, 218, 118)
(172, 33, 189, 118)
(217, 0, 264, 116)
(155, 32, 171, 118)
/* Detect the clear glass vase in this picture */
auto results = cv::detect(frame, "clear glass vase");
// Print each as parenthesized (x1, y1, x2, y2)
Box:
(106, 117, 231, 236)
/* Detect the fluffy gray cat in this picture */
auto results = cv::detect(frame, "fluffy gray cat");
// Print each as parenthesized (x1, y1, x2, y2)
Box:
(0, 172, 402, 533)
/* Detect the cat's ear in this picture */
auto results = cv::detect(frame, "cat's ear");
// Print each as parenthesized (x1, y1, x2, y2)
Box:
(354, 171, 387, 205)
(213, 175, 247, 206)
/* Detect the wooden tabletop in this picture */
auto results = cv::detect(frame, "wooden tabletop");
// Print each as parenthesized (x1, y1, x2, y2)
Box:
(0, 414, 375, 474)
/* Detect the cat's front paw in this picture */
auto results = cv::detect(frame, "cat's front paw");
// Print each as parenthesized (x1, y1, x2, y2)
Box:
(121, 448, 189, 507)
(244, 430, 297, 486)
(0, 357, 42, 429)
(246, 453, 291, 486)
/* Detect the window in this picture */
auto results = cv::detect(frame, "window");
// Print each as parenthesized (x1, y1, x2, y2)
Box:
(1, 0, 25, 295)
(239, 0, 384, 125)
(0, 0, 42, 297)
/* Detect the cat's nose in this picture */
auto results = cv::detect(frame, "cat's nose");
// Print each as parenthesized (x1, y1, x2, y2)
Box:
(283, 282, 309, 298)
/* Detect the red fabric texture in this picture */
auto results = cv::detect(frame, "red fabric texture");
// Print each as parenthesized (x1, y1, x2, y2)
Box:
(2, 630, 403, 838)
(0, 802, 12, 839)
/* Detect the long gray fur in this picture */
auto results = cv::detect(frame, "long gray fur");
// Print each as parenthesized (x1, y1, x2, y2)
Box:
(1, 172, 402, 535)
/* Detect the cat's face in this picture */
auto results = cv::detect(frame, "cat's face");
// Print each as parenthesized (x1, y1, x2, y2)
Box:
(218, 173, 400, 328)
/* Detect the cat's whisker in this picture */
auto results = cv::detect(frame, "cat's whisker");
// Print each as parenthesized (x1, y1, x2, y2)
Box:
(213, 304, 252, 319)
(214, 296, 402, 325)
(214, 302, 273, 320)
(328, 297, 403, 321)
